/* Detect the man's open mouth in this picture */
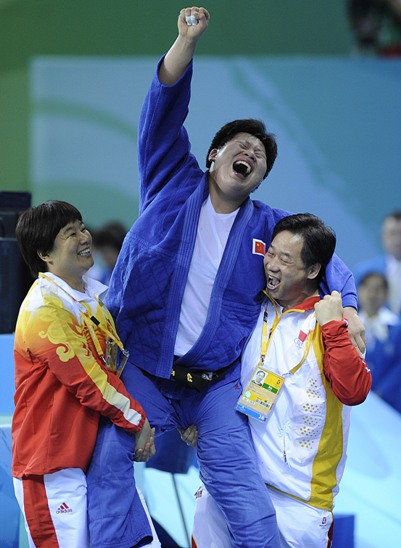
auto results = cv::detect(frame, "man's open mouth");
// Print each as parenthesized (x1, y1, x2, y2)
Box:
(233, 160, 252, 176)
(267, 275, 280, 290)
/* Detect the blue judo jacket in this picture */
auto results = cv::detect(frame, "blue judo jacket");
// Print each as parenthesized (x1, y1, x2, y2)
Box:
(105, 57, 358, 379)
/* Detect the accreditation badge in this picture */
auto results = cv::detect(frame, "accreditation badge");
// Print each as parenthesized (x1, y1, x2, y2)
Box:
(236, 365, 284, 422)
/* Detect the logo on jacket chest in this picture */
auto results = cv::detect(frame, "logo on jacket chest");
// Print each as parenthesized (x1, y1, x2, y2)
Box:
(252, 239, 266, 256)
(294, 329, 308, 348)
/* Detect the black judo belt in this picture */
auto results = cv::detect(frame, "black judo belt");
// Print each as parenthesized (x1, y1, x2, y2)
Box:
(170, 361, 236, 392)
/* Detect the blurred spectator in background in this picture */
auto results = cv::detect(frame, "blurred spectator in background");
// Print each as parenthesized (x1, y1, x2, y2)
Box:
(358, 271, 401, 413)
(91, 221, 127, 285)
(347, 0, 401, 55)
(354, 211, 401, 316)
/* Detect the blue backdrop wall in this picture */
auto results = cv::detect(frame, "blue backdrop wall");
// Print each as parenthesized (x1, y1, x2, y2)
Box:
(29, 55, 401, 271)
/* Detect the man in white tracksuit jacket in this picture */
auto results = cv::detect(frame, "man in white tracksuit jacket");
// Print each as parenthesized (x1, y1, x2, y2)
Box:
(192, 213, 372, 548)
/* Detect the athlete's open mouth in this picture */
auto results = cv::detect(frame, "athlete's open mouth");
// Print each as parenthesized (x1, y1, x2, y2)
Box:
(233, 160, 252, 176)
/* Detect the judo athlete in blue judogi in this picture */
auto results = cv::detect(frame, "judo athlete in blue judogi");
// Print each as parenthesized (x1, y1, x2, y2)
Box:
(86, 7, 366, 548)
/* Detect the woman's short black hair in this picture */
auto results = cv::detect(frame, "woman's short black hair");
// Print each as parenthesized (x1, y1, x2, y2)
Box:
(206, 119, 277, 179)
(16, 200, 83, 277)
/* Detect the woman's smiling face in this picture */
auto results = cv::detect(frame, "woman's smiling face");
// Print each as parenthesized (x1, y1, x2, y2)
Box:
(41, 219, 93, 291)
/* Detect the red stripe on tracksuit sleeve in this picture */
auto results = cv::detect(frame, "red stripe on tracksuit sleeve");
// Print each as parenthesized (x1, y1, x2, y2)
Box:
(322, 319, 372, 405)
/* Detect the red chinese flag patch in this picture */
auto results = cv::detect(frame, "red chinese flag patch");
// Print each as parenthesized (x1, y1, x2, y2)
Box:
(253, 239, 266, 256)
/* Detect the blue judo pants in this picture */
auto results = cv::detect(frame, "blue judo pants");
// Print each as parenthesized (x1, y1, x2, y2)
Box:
(87, 362, 279, 548)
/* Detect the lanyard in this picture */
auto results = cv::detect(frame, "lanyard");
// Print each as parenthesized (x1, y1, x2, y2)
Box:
(39, 273, 128, 370)
(260, 291, 314, 376)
